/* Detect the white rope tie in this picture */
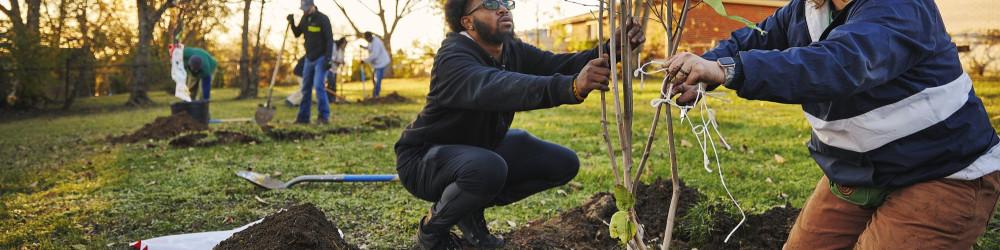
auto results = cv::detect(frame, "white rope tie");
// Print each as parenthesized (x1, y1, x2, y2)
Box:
(637, 59, 745, 243)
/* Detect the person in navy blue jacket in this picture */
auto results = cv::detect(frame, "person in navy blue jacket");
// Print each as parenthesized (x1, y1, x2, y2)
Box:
(665, 0, 999, 248)
(395, 0, 645, 249)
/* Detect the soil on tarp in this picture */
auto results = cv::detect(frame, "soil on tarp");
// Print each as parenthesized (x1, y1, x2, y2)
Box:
(108, 113, 208, 144)
(504, 178, 800, 249)
(214, 203, 357, 250)
(169, 131, 259, 148)
(356, 92, 413, 105)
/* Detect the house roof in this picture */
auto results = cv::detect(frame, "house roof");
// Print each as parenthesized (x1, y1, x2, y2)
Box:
(549, 0, 788, 26)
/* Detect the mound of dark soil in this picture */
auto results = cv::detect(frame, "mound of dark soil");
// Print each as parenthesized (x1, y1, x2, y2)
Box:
(356, 92, 413, 105)
(109, 113, 208, 144)
(265, 115, 404, 141)
(169, 131, 259, 148)
(504, 179, 800, 249)
(214, 203, 356, 250)
(363, 115, 404, 129)
(266, 129, 320, 141)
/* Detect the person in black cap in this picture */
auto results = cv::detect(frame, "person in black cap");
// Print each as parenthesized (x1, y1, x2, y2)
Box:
(287, 0, 334, 124)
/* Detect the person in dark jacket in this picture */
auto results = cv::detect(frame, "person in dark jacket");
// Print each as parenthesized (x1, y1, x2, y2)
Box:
(394, 0, 645, 249)
(287, 0, 334, 124)
(665, 0, 999, 248)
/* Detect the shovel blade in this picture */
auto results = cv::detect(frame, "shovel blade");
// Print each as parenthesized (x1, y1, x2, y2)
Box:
(236, 170, 287, 190)
(254, 106, 276, 128)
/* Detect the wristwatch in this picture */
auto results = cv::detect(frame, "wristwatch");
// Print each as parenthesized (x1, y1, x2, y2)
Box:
(718, 57, 736, 86)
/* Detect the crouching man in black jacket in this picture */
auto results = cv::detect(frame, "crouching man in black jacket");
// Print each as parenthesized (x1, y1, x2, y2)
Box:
(394, 0, 645, 249)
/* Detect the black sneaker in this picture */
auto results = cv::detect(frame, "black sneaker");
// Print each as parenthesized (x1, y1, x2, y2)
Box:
(417, 216, 464, 250)
(456, 209, 505, 249)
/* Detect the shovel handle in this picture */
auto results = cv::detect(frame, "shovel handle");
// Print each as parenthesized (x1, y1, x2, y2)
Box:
(285, 174, 399, 187)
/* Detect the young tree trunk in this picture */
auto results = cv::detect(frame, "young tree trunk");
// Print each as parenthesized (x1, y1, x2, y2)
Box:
(248, 0, 266, 99)
(236, 0, 254, 99)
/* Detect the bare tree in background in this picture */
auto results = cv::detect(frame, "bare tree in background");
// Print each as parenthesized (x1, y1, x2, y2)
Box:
(333, 0, 424, 77)
(237, 0, 255, 99)
(127, 0, 175, 106)
(967, 29, 1000, 78)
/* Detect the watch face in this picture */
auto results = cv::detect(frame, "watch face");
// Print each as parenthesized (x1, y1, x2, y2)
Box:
(719, 57, 736, 65)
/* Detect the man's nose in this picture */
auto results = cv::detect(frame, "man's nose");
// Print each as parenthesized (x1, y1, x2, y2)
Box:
(497, 5, 509, 15)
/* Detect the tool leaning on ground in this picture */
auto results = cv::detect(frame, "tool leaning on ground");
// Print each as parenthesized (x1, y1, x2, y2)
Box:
(254, 23, 291, 129)
(236, 170, 398, 190)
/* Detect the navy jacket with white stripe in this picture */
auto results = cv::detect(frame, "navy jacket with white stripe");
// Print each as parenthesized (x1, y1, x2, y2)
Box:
(703, 0, 998, 188)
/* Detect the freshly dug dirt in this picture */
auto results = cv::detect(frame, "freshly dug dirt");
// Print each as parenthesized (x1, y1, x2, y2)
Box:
(108, 113, 208, 144)
(169, 131, 259, 148)
(504, 179, 800, 249)
(266, 129, 320, 141)
(214, 203, 356, 250)
(362, 115, 404, 130)
(696, 204, 799, 250)
(265, 115, 404, 141)
(356, 92, 413, 105)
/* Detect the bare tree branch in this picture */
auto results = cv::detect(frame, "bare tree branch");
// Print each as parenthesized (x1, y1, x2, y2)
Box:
(0, 3, 11, 17)
(354, 0, 379, 15)
(152, 0, 176, 24)
(334, 0, 363, 36)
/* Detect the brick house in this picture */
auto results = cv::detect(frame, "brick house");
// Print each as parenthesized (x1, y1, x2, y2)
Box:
(546, 0, 787, 58)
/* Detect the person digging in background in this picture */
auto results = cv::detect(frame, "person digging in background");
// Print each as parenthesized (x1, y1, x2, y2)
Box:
(183, 46, 217, 101)
(326, 37, 348, 101)
(665, 0, 999, 248)
(287, 0, 334, 124)
(361, 31, 390, 98)
(393, 0, 645, 249)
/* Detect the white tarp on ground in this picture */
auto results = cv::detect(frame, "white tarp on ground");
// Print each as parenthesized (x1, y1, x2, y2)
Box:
(129, 219, 262, 250)
(170, 44, 191, 102)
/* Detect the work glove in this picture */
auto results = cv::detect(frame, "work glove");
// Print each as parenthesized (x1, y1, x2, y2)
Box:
(286, 14, 295, 25)
(573, 54, 611, 101)
(323, 60, 333, 71)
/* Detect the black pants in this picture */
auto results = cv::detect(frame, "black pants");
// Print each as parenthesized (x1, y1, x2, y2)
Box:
(396, 129, 579, 232)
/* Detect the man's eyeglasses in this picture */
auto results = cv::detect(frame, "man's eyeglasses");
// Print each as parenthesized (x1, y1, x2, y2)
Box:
(465, 0, 515, 15)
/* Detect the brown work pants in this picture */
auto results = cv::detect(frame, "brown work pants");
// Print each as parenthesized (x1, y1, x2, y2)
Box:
(785, 172, 1000, 249)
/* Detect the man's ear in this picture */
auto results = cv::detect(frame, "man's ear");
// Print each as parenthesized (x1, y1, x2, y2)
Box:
(461, 16, 474, 31)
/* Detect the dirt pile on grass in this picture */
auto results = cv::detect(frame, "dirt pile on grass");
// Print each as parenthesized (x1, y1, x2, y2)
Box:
(109, 113, 208, 144)
(266, 115, 406, 141)
(362, 115, 404, 129)
(504, 179, 800, 249)
(356, 92, 413, 105)
(169, 131, 259, 148)
(214, 203, 356, 250)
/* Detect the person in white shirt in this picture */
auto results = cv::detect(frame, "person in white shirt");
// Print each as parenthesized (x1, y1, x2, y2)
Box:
(362, 31, 391, 98)
(326, 37, 348, 100)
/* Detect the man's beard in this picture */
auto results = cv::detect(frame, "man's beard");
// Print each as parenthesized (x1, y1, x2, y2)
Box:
(473, 19, 514, 45)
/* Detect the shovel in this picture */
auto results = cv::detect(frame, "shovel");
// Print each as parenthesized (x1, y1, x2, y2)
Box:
(255, 23, 291, 129)
(236, 170, 398, 190)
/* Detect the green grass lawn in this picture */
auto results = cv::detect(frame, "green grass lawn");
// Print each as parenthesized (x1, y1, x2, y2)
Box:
(2, 78, 999, 249)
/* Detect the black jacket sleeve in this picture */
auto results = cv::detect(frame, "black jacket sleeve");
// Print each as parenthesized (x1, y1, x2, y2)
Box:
(518, 42, 600, 76)
(428, 50, 582, 112)
(290, 16, 304, 38)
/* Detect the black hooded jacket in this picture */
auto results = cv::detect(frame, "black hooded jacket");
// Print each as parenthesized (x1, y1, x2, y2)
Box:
(395, 32, 601, 154)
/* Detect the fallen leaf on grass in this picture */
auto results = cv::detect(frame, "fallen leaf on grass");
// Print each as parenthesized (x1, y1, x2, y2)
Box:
(774, 154, 786, 164)
(254, 195, 269, 204)
(507, 220, 517, 228)
(681, 140, 693, 148)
